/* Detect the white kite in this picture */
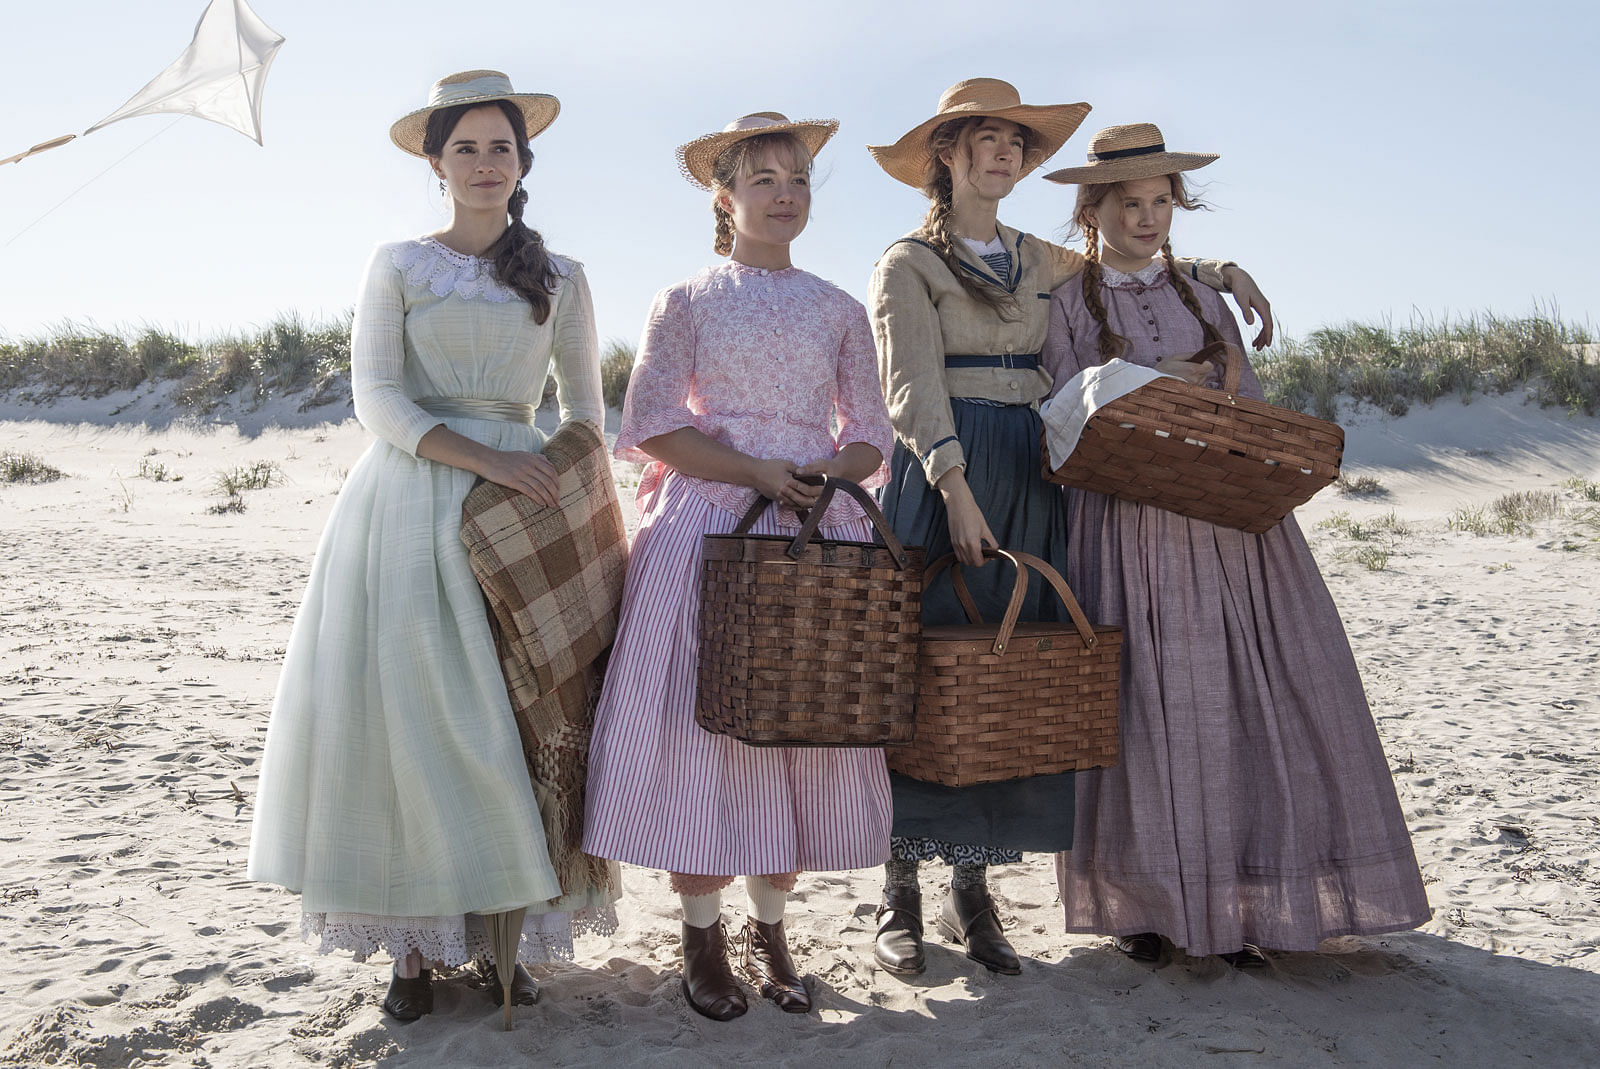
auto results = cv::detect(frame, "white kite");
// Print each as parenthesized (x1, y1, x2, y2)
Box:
(1, 0, 285, 166)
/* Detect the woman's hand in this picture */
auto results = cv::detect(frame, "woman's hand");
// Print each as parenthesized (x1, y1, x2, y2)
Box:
(750, 458, 823, 511)
(1221, 266, 1274, 350)
(936, 469, 997, 567)
(1154, 356, 1217, 385)
(796, 443, 882, 487)
(479, 448, 561, 507)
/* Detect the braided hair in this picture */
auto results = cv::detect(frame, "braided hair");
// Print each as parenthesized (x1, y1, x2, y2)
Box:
(1072, 173, 1218, 360)
(708, 132, 815, 257)
(424, 100, 561, 324)
(917, 117, 1037, 318)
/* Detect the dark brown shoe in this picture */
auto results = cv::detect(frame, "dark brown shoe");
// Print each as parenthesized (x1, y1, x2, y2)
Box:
(937, 887, 1021, 975)
(681, 921, 748, 1021)
(1114, 932, 1163, 963)
(740, 918, 811, 1013)
(474, 957, 540, 1006)
(873, 887, 925, 976)
(381, 967, 433, 1022)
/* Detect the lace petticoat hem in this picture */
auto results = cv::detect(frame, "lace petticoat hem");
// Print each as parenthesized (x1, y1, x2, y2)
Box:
(300, 904, 619, 966)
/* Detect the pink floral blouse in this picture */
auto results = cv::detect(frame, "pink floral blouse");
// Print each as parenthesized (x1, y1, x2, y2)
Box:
(616, 262, 895, 526)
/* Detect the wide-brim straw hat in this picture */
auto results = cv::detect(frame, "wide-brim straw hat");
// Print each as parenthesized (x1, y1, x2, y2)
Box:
(867, 78, 1091, 188)
(676, 112, 839, 191)
(390, 70, 560, 158)
(1043, 123, 1217, 185)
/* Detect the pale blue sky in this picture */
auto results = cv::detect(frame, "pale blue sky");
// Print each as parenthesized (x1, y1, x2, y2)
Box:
(1, 0, 1594, 349)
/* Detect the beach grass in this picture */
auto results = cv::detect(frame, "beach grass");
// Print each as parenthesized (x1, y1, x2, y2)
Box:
(135, 456, 180, 482)
(1560, 476, 1600, 501)
(4, 308, 1596, 421)
(0, 450, 63, 484)
(213, 460, 284, 497)
(0, 313, 353, 411)
(1448, 490, 1565, 536)
(1335, 473, 1386, 497)
(1316, 509, 1414, 541)
(1253, 309, 1598, 420)
(600, 338, 635, 411)
(1315, 509, 1413, 571)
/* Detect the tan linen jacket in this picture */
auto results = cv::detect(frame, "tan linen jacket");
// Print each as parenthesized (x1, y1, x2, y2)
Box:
(869, 221, 1229, 487)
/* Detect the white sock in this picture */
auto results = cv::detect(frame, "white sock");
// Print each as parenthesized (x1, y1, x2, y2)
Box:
(745, 875, 788, 925)
(680, 890, 723, 929)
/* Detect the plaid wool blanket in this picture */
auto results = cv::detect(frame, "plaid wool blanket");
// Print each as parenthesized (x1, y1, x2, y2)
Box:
(460, 419, 627, 902)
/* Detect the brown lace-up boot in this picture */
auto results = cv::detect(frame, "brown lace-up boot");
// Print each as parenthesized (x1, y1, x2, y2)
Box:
(681, 921, 748, 1021)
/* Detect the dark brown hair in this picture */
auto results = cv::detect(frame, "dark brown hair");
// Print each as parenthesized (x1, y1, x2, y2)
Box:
(1073, 173, 1220, 360)
(917, 117, 1038, 316)
(423, 100, 560, 324)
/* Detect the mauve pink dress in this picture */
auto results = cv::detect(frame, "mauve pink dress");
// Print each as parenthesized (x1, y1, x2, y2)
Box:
(1040, 260, 1430, 956)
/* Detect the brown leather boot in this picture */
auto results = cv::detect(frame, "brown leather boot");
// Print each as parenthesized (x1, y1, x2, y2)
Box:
(681, 921, 748, 1021)
(873, 886, 925, 976)
(938, 886, 1021, 975)
(740, 917, 811, 1013)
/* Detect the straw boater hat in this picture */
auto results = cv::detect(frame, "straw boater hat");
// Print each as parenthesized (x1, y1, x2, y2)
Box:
(1042, 123, 1218, 185)
(389, 70, 560, 158)
(867, 78, 1091, 188)
(676, 112, 839, 191)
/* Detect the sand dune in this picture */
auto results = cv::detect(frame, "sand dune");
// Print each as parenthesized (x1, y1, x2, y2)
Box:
(1, 387, 1596, 1067)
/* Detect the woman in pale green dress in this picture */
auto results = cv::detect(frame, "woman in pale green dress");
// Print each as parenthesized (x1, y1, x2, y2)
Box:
(248, 71, 613, 1023)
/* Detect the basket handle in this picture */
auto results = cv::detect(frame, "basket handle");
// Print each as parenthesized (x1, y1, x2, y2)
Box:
(923, 548, 1098, 655)
(1189, 340, 1245, 400)
(729, 474, 911, 569)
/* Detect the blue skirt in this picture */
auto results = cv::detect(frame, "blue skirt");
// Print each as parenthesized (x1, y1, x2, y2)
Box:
(879, 400, 1075, 852)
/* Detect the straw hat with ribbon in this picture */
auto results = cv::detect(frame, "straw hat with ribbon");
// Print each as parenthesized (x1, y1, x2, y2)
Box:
(676, 112, 839, 191)
(867, 78, 1091, 189)
(1042, 123, 1217, 186)
(390, 70, 560, 158)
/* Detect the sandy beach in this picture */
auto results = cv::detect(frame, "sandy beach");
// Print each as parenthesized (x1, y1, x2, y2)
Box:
(1, 383, 1597, 1067)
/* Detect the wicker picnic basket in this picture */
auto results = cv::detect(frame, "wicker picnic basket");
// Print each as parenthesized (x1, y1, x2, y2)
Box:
(887, 549, 1121, 787)
(697, 476, 924, 747)
(1042, 343, 1344, 533)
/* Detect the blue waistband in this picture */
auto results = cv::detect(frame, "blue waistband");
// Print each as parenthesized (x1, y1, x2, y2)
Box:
(944, 353, 1040, 370)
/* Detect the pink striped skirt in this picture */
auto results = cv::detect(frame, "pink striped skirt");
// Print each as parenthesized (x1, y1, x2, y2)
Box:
(581, 473, 893, 876)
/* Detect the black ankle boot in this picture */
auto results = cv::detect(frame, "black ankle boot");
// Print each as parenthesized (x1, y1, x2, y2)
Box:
(1114, 932, 1163, 963)
(874, 886, 925, 976)
(937, 886, 1021, 975)
(381, 966, 433, 1022)
(474, 956, 540, 1005)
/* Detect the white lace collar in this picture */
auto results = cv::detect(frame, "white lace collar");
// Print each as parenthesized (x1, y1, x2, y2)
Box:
(390, 236, 516, 303)
(1100, 260, 1169, 289)
(961, 234, 1006, 256)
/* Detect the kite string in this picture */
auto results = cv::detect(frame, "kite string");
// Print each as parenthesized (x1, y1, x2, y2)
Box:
(2, 113, 189, 250)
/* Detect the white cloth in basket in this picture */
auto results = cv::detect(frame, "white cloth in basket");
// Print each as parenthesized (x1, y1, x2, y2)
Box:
(1038, 358, 1172, 466)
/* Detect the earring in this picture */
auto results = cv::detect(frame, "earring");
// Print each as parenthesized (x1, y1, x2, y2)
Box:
(514, 179, 525, 195)
(438, 179, 446, 194)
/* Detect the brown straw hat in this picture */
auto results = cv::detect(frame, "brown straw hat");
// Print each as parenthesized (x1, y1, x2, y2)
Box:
(389, 70, 560, 158)
(867, 78, 1091, 188)
(1043, 123, 1217, 185)
(676, 112, 839, 191)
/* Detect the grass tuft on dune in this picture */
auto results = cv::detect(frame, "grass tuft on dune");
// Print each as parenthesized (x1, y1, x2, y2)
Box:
(3, 310, 1596, 420)
(1254, 309, 1598, 421)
